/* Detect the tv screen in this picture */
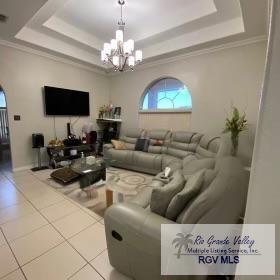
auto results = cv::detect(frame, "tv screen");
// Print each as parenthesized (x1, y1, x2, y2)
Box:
(44, 86, 90, 116)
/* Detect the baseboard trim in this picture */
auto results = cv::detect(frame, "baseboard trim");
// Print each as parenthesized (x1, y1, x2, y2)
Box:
(13, 162, 48, 172)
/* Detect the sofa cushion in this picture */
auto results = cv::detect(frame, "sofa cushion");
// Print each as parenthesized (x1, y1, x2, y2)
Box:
(133, 151, 162, 171)
(135, 139, 150, 152)
(201, 169, 218, 192)
(150, 170, 185, 216)
(147, 129, 170, 141)
(147, 145, 162, 154)
(165, 169, 205, 220)
(195, 135, 220, 158)
(162, 155, 182, 171)
(111, 140, 126, 150)
(106, 149, 134, 165)
(121, 128, 145, 145)
(183, 158, 215, 177)
(177, 157, 247, 224)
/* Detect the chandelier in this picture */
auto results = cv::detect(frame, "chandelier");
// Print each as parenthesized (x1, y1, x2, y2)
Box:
(101, 0, 143, 72)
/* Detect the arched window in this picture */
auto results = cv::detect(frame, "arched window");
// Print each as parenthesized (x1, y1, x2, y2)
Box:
(0, 90, 6, 108)
(140, 78, 192, 112)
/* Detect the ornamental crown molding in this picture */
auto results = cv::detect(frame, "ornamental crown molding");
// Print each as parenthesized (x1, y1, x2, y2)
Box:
(107, 35, 268, 76)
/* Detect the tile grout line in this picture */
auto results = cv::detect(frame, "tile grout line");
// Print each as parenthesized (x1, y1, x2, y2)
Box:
(1, 170, 108, 279)
(0, 227, 28, 280)
(34, 209, 106, 280)
(28, 171, 104, 222)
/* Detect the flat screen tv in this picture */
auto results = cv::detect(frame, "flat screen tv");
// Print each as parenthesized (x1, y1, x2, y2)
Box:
(44, 86, 90, 116)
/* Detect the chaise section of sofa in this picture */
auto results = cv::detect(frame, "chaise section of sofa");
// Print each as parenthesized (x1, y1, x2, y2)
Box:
(104, 157, 248, 280)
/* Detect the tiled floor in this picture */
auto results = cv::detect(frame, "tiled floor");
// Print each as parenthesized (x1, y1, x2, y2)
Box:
(0, 168, 131, 280)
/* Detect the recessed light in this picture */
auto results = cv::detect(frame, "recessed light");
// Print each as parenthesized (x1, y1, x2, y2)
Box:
(0, 14, 8, 22)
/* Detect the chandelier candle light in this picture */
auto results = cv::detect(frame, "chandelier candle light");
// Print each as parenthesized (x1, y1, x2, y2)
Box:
(101, 0, 143, 72)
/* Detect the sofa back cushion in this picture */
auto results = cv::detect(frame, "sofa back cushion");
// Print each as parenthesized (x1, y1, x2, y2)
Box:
(182, 158, 216, 177)
(195, 135, 221, 158)
(150, 170, 185, 216)
(120, 128, 145, 150)
(177, 157, 248, 224)
(165, 131, 203, 159)
(146, 130, 171, 153)
(147, 129, 171, 141)
(165, 169, 205, 220)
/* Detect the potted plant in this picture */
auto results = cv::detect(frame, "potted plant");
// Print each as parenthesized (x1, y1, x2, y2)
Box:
(223, 107, 247, 156)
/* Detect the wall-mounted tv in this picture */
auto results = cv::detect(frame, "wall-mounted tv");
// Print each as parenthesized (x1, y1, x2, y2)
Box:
(44, 86, 90, 116)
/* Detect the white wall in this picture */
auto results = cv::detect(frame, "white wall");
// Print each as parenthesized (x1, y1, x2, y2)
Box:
(109, 41, 267, 165)
(238, 1, 280, 278)
(0, 45, 109, 170)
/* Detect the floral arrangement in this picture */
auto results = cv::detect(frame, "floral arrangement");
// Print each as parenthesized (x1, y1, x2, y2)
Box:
(99, 103, 114, 118)
(223, 106, 247, 156)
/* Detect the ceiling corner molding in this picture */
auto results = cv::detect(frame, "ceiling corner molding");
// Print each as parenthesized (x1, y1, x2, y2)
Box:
(0, 39, 107, 76)
(108, 35, 267, 76)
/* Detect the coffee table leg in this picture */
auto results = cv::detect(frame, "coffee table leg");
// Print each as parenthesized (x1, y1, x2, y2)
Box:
(106, 189, 113, 207)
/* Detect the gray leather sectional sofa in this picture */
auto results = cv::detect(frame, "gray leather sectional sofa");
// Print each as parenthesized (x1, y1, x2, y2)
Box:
(104, 129, 247, 279)
(104, 129, 230, 175)
(104, 157, 248, 280)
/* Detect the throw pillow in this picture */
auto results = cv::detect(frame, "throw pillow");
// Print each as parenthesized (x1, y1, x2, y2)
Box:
(135, 138, 150, 152)
(165, 169, 206, 221)
(153, 139, 163, 146)
(111, 140, 126, 150)
(150, 170, 185, 216)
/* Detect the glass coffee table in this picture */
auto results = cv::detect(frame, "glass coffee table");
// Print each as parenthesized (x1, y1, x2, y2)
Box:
(105, 173, 141, 207)
(70, 158, 106, 189)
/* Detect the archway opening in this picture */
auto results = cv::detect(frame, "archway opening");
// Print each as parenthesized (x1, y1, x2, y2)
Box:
(0, 86, 12, 172)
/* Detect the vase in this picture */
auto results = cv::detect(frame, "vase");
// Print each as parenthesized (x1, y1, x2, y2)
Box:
(231, 134, 239, 157)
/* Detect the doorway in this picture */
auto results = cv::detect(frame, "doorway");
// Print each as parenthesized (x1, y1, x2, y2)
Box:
(0, 86, 12, 172)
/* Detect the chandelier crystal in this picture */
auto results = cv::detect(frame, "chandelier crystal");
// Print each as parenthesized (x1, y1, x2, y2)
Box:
(101, 0, 143, 72)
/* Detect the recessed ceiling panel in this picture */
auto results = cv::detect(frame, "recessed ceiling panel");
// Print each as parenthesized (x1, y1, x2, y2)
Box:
(54, 0, 217, 42)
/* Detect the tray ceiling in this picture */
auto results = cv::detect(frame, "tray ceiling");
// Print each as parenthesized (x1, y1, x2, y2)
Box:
(0, 0, 269, 72)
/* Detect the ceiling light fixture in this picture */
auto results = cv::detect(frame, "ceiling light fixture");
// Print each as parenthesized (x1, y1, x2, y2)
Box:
(101, 0, 143, 72)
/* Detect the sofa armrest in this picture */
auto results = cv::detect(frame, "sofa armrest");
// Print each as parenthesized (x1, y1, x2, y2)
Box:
(103, 143, 114, 157)
(105, 202, 175, 249)
(103, 143, 114, 150)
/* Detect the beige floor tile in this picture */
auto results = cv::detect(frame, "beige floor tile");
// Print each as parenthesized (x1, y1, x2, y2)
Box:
(69, 264, 103, 280)
(0, 189, 26, 210)
(0, 201, 36, 225)
(0, 181, 17, 198)
(52, 210, 96, 239)
(18, 183, 53, 199)
(0, 244, 19, 278)
(69, 223, 107, 261)
(99, 219, 104, 225)
(91, 250, 131, 280)
(1, 211, 48, 241)
(40, 199, 80, 222)
(22, 242, 86, 280)
(81, 207, 103, 221)
(29, 191, 64, 209)
(0, 229, 7, 246)
(10, 224, 64, 265)
(0, 269, 25, 280)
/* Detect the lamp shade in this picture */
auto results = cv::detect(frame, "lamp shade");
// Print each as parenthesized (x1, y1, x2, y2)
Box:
(116, 29, 123, 42)
(123, 42, 130, 55)
(104, 43, 111, 55)
(127, 39, 134, 52)
(128, 56, 135, 67)
(101, 50, 106, 61)
(110, 39, 117, 50)
(135, 50, 143, 62)
(113, 56, 119, 66)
